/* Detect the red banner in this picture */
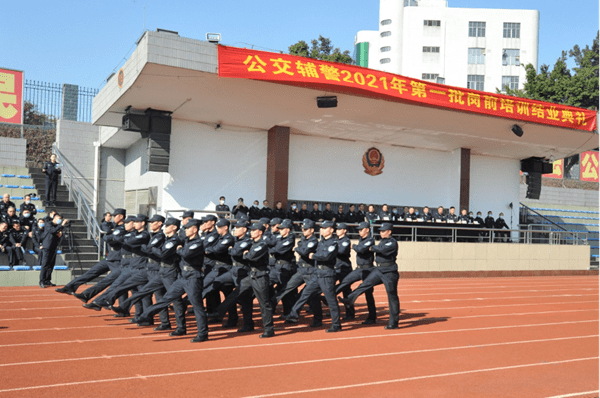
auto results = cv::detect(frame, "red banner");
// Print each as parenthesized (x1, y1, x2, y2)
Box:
(580, 151, 599, 182)
(544, 159, 564, 179)
(218, 46, 597, 132)
(0, 68, 23, 125)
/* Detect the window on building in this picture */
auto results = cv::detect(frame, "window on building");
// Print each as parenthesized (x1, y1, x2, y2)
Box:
(502, 49, 520, 65)
(381, 19, 392, 26)
(404, 0, 418, 6)
(468, 48, 485, 64)
(380, 46, 391, 52)
(380, 58, 391, 64)
(468, 21, 486, 37)
(436, 77, 446, 84)
(422, 73, 439, 80)
(424, 20, 441, 27)
(503, 22, 520, 38)
(381, 31, 392, 37)
(467, 75, 485, 91)
(423, 46, 440, 53)
(502, 76, 519, 91)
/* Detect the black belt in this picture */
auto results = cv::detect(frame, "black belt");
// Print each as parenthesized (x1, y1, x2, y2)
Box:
(147, 259, 160, 265)
(232, 261, 247, 268)
(250, 267, 268, 273)
(160, 263, 175, 268)
(375, 262, 395, 268)
(182, 265, 200, 272)
(215, 261, 232, 267)
(317, 264, 333, 270)
(275, 260, 292, 266)
(298, 260, 312, 268)
(122, 254, 133, 258)
(356, 264, 372, 270)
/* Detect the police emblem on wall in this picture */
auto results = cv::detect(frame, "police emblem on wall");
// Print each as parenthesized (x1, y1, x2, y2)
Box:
(362, 147, 385, 176)
(117, 68, 124, 88)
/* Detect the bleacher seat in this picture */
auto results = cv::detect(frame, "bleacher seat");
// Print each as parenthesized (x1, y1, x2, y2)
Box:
(1, 174, 15, 177)
(12, 196, 23, 200)
(16, 175, 31, 179)
(0, 185, 3, 188)
(28, 250, 35, 254)
(57, 250, 62, 254)
(54, 265, 68, 270)
(31, 197, 40, 201)
(529, 207, 599, 215)
(38, 209, 45, 213)
(0, 265, 11, 271)
(13, 265, 31, 271)
(21, 185, 35, 189)
(5, 185, 18, 188)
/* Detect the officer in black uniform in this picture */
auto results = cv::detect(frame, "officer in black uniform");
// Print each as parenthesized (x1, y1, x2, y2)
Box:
(0, 194, 16, 215)
(334, 205, 346, 223)
(31, 218, 45, 265)
(433, 206, 446, 223)
(345, 204, 360, 224)
(232, 198, 249, 220)
(322, 203, 335, 221)
(274, 219, 319, 315)
(203, 218, 236, 326)
(8, 220, 27, 266)
(19, 209, 35, 231)
(19, 194, 37, 217)
(0, 222, 11, 262)
(42, 154, 61, 206)
(215, 196, 230, 217)
(272, 201, 287, 219)
(260, 200, 273, 219)
(200, 214, 221, 319)
(287, 202, 301, 221)
(404, 207, 418, 222)
(310, 203, 323, 222)
(2, 206, 19, 228)
(138, 219, 209, 343)
(446, 207, 458, 223)
(339, 222, 400, 329)
(268, 219, 296, 317)
(57, 209, 126, 295)
(248, 200, 261, 221)
(421, 206, 433, 222)
(495, 213, 510, 242)
(378, 204, 392, 221)
(285, 220, 341, 332)
(365, 205, 379, 223)
(100, 212, 114, 233)
(336, 221, 377, 324)
(334, 222, 354, 319)
(178, 210, 194, 241)
(298, 203, 311, 221)
(244, 222, 275, 338)
(39, 212, 67, 288)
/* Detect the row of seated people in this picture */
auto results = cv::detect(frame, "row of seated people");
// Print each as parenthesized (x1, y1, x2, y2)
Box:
(213, 197, 510, 230)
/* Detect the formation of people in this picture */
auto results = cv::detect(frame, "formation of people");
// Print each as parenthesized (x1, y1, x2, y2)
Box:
(55, 209, 402, 342)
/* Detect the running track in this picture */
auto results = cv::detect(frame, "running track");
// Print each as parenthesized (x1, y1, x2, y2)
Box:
(0, 275, 598, 397)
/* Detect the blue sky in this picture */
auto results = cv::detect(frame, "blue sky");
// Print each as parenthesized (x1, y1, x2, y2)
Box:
(1, 0, 598, 89)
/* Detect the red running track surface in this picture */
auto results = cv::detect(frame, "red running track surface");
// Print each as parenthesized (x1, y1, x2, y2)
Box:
(0, 275, 598, 398)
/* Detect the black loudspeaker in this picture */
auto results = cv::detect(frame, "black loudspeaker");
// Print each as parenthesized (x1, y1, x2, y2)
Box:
(526, 172, 542, 200)
(521, 157, 553, 174)
(146, 112, 171, 173)
(317, 96, 338, 108)
(122, 113, 150, 133)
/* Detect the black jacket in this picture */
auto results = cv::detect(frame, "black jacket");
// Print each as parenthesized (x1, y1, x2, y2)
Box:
(42, 161, 61, 180)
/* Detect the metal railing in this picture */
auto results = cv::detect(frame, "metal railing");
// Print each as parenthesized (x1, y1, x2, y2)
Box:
(520, 202, 567, 231)
(162, 210, 588, 246)
(53, 143, 102, 259)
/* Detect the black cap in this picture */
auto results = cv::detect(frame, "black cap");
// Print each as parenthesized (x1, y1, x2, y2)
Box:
(321, 220, 335, 229)
(202, 214, 218, 222)
(259, 217, 270, 225)
(113, 208, 126, 217)
(185, 219, 202, 229)
(165, 218, 180, 228)
(280, 219, 293, 229)
(379, 222, 393, 231)
(134, 214, 148, 222)
(250, 222, 265, 231)
(12, 220, 20, 225)
(124, 216, 136, 223)
(216, 218, 230, 228)
(234, 219, 249, 228)
(182, 210, 194, 219)
(357, 221, 370, 230)
(148, 214, 165, 223)
(302, 219, 315, 229)
(270, 217, 282, 226)
(336, 222, 348, 230)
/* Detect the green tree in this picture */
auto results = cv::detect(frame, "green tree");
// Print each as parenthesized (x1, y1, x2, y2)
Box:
(501, 31, 599, 110)
(289, 36, 354, 65)
(23, 101, 54, 125)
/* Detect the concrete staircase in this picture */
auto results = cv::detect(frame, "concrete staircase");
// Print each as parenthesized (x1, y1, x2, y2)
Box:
(28, 167, 99, 277)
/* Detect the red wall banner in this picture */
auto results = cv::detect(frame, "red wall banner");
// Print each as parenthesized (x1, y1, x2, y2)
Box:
(0, 68, 23, 125)
(580, 151, 599, 182)
(218, 45, 597, 132)
(544, 159, 564, 179)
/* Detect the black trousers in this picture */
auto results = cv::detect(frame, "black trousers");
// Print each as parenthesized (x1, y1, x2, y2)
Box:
(94, 267, 147, 318)
(39, 248, 57, 283)
(141, 269, 208, 338)
(203, 264, 222, 315)
(45, 177, 58, 203)
(250, 271, 274, 333)
(79, 261, 124, 301)
(64, 259, 110, 293)
(7, 246, 24, 266)
(203, 264, 236, 321)
(102, 267, 150, 305)
(288, 267, 341, 327)
(213, 275, 256, 327)
(347, 267, 400, 326)
(336, 267, 376, 320)
(269, 263, 295, 316)
(32, 246, 43, 265)
(119, 268, 178, 328)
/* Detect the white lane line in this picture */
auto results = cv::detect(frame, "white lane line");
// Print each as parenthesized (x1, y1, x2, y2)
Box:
(0, 338, 597, 392)
(0, 299, 79, 304)
(0, 319, 596, 350)
(0, 314, 107, 322)
(546, 391, 600, 398)
(244, 357, 600, 398)
(3, 308, 596, 335)
(0, 306, 92, 312)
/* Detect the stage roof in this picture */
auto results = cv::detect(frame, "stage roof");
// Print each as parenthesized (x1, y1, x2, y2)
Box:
(94, 31, 598, 160)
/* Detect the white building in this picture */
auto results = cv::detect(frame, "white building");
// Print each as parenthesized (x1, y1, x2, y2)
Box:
(355, 0, 539, 93)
